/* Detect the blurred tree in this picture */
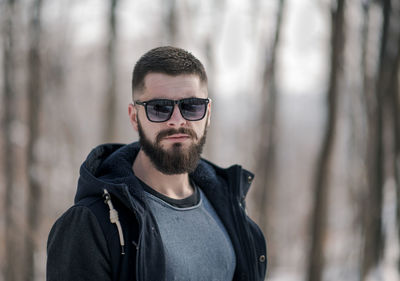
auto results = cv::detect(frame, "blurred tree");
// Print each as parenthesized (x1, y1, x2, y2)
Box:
(385, 1, 400, 275)
(103, 0, 119, 142)
(25, 0, 44, 279)
(307, 0, 345, 281)
(357, 1, 372, 277)
(203, 0, 226, 159)
(361, 0, 400, 278)
(165, 0, 178, 45)
(2, 0, 19, 280)
(393, 43, 400, 273)
(253, 0, 285, 271)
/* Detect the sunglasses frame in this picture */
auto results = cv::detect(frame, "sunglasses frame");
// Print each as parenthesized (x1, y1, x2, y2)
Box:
(134, 97, 210, 123)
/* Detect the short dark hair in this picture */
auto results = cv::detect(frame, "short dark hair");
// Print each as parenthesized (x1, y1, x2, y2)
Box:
(131, 46, 208, 98)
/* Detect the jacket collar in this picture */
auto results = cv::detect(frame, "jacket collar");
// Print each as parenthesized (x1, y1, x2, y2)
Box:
(74, 142, 253, 209)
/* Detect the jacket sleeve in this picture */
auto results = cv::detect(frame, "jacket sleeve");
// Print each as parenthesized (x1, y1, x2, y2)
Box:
(47, 205, 112, 281)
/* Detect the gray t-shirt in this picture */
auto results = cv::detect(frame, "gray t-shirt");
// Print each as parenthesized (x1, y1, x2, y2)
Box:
(144, 188, 236, 281)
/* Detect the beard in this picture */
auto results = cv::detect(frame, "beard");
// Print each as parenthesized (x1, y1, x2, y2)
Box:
(137, 120, 207, 175)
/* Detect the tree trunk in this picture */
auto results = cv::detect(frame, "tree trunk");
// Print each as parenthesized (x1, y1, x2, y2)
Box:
(388, 1, 400, 275)
(393, 46, 400, 274)
(202, 0, 226, 160)
(103, 0, 119, 142)
(254, 0, 286, 270)
(306, 0, 345, 280)
(2, 0, 18, 280)
(358, 2, 372, 278)
(25, 0, 43, 279)
(360, 0, 400, 278)
(165, 0, 178, 45)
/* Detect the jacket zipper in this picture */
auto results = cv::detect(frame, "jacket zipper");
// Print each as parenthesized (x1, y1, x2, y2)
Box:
(116, 184, 144, 281)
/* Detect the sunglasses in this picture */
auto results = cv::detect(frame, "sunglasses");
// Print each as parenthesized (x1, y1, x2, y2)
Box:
(134, 97, 210, 123)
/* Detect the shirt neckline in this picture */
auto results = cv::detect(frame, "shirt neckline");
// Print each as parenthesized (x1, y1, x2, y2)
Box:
(137, 178, 200, 208)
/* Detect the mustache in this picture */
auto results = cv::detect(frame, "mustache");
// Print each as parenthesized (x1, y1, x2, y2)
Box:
(156, 127, 198, 143)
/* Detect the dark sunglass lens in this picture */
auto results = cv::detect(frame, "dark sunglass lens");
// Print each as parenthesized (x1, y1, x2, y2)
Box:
(146, 101, 174, 122)
(180, 99, 207, 121)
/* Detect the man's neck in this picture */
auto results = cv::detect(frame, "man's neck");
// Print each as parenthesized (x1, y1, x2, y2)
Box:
(132, 150, 193, 199)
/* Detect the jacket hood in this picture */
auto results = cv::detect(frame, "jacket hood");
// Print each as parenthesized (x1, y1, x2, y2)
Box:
(74, 142, 254, 206)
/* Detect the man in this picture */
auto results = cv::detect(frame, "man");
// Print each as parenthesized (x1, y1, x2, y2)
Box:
(47, 46, 267, 281)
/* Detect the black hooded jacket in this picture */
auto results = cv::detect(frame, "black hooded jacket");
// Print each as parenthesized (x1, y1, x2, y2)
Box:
(47, 142, 267, 281)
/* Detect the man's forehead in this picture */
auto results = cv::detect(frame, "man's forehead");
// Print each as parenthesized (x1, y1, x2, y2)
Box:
(141, 73, 207, 96)
(143, 73, 201, 85)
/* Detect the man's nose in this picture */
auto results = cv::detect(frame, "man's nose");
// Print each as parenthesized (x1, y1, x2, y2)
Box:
(167, 104, 186, 127)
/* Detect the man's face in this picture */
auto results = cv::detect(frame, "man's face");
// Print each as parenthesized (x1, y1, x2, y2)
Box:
(128, 73, 211, 174)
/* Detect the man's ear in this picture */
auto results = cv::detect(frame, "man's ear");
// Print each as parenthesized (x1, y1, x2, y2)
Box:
(206, 102, 211, 127)
(128, 103, 139, 131)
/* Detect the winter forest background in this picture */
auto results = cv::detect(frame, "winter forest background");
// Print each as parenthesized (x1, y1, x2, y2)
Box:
(1, 0, 400, 280)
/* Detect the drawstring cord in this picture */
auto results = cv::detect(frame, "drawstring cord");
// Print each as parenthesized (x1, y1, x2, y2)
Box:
(103, 189, 125, 255)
